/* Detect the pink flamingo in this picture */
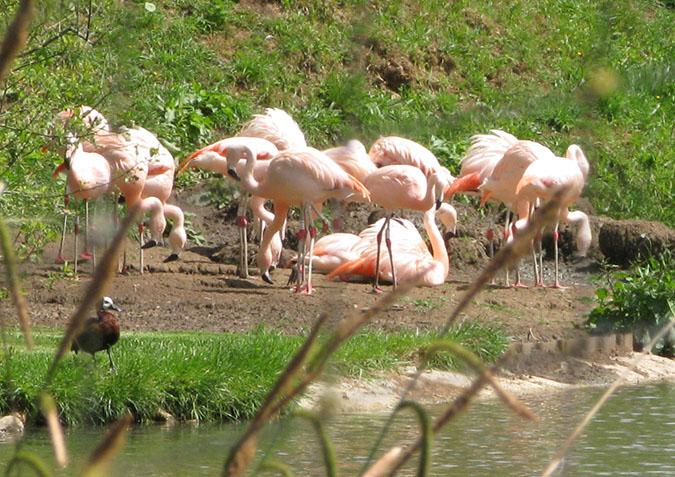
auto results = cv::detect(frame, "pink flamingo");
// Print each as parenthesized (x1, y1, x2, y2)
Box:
(52, 133, 111, 269)
(87, 128, 167, 269)
(322, 139, 377, 230)
(290, 232, 363, 275)
(368, 136, 453, 179)
(237, 107, 307, 151)
(515, 144, 591, 288)
(328, 203, 457, 287)
(179, 137, 281, 276)
(349, 165, 453, 291)
(446, 130, 558, 285)
(224, 144, 370, 294)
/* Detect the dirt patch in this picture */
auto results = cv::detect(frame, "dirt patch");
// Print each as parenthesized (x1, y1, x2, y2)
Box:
(6, 189, 603, 344)
(599, 219, 675, 266)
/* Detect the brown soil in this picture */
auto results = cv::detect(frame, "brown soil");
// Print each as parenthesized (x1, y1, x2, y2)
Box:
(6, 186, 605, 345)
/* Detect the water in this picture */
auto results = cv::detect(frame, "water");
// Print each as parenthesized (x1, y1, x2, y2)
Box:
(1, 383, 673, 476)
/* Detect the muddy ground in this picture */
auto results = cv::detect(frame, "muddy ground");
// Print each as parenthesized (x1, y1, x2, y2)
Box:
(7, 185, 608, 345)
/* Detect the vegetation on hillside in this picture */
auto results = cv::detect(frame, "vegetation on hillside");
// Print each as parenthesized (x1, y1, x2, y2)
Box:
(0, 0, 673, 263)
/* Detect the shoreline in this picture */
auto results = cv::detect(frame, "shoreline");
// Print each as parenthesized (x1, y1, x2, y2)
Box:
(299, 353, 675, 414)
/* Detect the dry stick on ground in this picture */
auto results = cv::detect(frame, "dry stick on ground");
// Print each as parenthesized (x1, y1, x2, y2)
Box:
(540, 317, 675, 477)
(361, 192, 565, 475)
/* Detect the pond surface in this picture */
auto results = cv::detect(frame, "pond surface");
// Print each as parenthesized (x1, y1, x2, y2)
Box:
(1, 382, 673, 476)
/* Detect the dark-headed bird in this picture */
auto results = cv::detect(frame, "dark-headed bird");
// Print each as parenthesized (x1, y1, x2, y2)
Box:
(72, 297, 121, 372)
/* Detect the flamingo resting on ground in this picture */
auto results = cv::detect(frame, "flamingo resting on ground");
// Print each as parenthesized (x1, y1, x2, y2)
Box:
(328, 203, 457, 287)
(348, 165, 453, 291)
(224, 144, 370, 294)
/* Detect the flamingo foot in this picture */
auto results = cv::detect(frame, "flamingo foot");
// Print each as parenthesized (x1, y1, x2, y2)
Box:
(81, 252, 92, 260)
(550, 282, 568, 290)
(119, 266, 129, 275)
(56, 256, 66, 264)
(164, 253, 179, 263)
(533, 281, 545, 288)
(141, 239, 158, 250)
(297, 284, 313, 295)
(512, 281, 528, 288)
(371, 286, 384, 294)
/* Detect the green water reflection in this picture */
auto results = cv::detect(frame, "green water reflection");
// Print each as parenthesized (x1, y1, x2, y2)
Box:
(1, 382, 673, 476)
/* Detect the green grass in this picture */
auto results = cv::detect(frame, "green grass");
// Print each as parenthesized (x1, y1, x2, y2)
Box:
(0, 324, 508, 425)
(0, 0, 673, 259)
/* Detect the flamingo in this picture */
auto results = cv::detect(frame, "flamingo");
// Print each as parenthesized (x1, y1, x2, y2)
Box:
(87, 128, 167, 269)
(224, 144, 370, 294)
(328, 203, 457, 287)
(515, 144, 591, 288)
(178, 137, 282, 276)
(322, 139, 377, 230)
(368, 136, 453, 179)
(290, 232, 363, 275)
(237, 107, 307, 151)
(446, 130, 558, 285)
(57, 105, 110, 136)
(349, 165, 453, 291)
(52, 133, 111, 269)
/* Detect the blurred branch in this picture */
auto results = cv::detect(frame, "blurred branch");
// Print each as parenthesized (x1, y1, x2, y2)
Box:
(0, 216, 33, 350)
(0, 0, 34, 84)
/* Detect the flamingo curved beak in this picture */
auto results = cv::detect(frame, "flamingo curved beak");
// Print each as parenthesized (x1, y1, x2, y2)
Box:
(176, 157, 192, 176)
(227, 168, 240, 181)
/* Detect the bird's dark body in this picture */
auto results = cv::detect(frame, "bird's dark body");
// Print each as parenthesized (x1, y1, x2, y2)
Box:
(71, 311, 120, 356)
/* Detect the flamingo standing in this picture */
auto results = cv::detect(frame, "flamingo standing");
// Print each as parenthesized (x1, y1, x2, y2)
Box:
(349, 165, 453, 291)
(368, 136, 451, 178)
(322, 139, 377, 230)
(224, 144, 370, 294)
(87, 128, 167, 271)
(515, 144, 591, 288)
(237, 107, 307, 151)
(52, 134, 111, 270)
(446, 130, 559, 285)
(328, 203, 457, 287)
(178, 137, 281, 276)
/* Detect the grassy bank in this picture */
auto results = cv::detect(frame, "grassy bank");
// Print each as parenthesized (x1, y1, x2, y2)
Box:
(0, 0, 673, 264)
(0, 324, 507, 425)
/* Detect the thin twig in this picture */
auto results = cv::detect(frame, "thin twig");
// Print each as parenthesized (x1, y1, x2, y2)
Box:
(0, 0, 34, 83)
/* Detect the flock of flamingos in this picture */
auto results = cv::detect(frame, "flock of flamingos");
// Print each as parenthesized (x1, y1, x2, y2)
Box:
(53, 106, 591, 294)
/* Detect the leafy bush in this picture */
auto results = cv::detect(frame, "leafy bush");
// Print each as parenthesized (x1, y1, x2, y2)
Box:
(587, 252, 675, 355)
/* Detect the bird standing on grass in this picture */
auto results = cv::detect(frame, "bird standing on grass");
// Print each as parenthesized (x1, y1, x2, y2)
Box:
(71, 297, 121, 372)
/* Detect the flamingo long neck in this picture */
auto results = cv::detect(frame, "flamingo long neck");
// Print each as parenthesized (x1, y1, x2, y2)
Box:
(239, 144, 263, 196)
(423, 206, 449, 275)
(422, 176, 439, 210)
